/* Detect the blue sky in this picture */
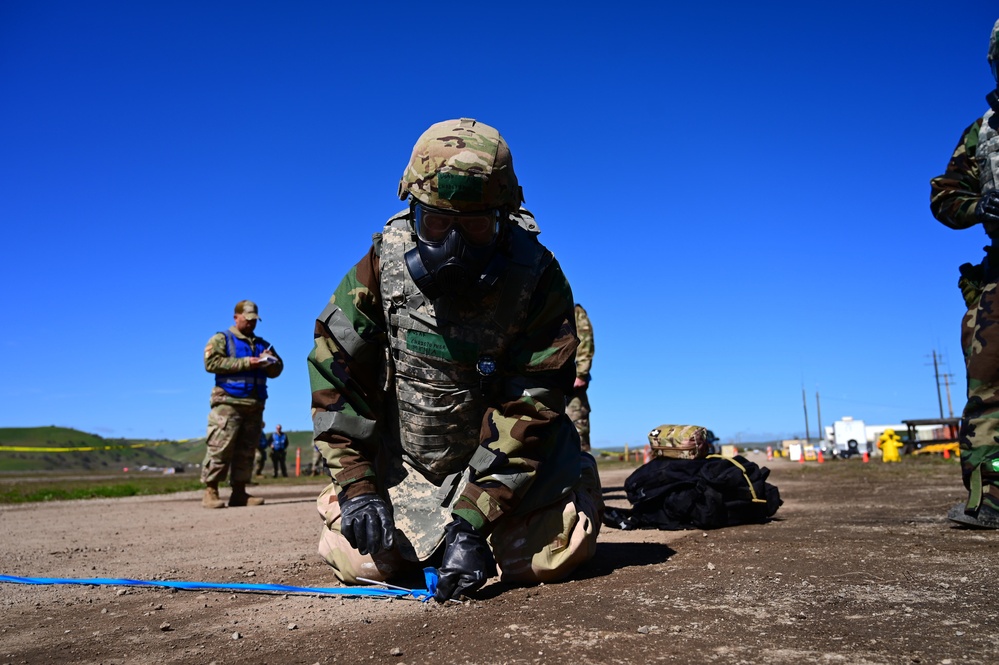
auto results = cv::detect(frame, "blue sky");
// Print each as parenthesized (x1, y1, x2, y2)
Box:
(2, 1, 997, 446)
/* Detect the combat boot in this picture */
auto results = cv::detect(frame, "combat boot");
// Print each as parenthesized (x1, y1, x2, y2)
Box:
(202, 484, 226, 509)
(228, 484, 265, 507)
(947, 501, 999, 529)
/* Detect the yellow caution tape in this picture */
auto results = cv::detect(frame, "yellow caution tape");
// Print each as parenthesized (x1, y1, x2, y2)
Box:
(0, 440, 179, 453)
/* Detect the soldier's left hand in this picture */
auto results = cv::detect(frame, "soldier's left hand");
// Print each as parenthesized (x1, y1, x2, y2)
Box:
(976, 190, 999, 226)
(434, 516, 496, 602)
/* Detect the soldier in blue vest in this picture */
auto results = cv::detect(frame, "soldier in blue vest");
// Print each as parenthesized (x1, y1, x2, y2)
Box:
(201, 300, 284, 508)
(268, 424, 289, 478)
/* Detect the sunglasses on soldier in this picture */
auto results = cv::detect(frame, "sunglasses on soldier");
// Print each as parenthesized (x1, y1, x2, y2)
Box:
(414, 204, 500, 247)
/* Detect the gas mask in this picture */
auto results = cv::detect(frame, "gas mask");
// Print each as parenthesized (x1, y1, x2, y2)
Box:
(405, 203, 506, 300)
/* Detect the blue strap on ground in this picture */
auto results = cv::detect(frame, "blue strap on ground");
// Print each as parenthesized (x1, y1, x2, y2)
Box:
(0, 575, 434, 602)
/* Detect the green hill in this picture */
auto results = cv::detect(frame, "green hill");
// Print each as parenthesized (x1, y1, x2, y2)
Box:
(0, 426, 316, 473)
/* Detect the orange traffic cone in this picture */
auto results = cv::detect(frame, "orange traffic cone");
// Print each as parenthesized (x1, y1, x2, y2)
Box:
(943, 448, 951, 460)
(799, 452, 805, 464)
(817, 450, 824, 464)
(643, 445, 652, 464)
(766, 446, 773, 460)
(862, 451, 870, 463)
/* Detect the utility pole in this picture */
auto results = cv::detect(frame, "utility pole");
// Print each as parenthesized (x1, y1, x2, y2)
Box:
(816, 390, 823, 447)
(943, 372, 955, 419)
(932, 350, 944, 419)
(802, 387, 811, 443)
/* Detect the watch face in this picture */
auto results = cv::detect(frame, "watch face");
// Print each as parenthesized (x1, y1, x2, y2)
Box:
(476, 355, 497, 377)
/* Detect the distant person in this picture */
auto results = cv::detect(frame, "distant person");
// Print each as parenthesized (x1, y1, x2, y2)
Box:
(268, 424, 289, 478)
(929, 18, 999, 528)
(255, 426, 269, 477)
(566, 303, 594, 451)
(308, 118, 602, 602)
(878, 429, 902, 464)
(311, 444, 325, 476)
(201, 300, 283, 508)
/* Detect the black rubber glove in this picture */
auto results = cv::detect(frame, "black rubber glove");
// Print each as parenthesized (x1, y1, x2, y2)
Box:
(976, 190, 999, 226)
(434, 516, 496, 602)
(338, 494, 395, 556)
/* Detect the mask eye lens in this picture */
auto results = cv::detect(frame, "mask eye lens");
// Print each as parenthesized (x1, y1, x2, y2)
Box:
(414, 205, 498, 245)
(418, 212, 452, 242)
(458, 217, 497, 245)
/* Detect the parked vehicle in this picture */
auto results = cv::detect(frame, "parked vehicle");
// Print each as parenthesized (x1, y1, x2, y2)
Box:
(832, 417, 868, 458)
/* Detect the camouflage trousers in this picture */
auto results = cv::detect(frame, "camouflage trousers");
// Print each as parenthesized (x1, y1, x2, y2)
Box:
(254, 448, 267, 476)
(200, 402, 264, 487)
(959, 275, 999, 513)
(566, 388, 591, 451)
(316, 455, 604, 586)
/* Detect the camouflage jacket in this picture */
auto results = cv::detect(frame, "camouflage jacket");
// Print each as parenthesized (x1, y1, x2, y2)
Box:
(308, 215, 578, 532)
(204, 326, 284, 407)
(574, 304, 594, 380)
(930, 117, 986, 233)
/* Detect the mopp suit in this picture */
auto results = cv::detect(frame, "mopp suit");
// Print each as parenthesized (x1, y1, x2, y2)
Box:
(929, 19, 999, 527)
(308, 119, 603, 601)
(566, 304, 593, 451)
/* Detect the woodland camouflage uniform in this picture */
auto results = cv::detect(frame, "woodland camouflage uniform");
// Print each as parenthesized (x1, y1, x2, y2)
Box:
(929, 18, 999, 525)
(566, 303, 594, 451)
(308, 119, 602, 597)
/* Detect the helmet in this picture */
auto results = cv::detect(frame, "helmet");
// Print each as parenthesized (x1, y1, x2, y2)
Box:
(397, 118, 523, 213)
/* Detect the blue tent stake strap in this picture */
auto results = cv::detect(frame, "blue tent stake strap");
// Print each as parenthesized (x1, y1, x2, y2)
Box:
(0, 575, 435, 603)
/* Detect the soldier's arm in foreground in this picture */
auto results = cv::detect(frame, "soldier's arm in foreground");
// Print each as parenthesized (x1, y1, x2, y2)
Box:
(930, 118, 984, 229)
(307, 247, 386, 500)
(574, 304, 594, 381)
(452, 260, 579, 532)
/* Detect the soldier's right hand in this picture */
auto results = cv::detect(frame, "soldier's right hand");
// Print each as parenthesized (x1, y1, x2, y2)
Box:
(338, 494, 395, 556)
(976, 190, 999, 226)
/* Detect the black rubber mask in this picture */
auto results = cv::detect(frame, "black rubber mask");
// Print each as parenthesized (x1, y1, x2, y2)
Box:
(405, 207, 505, 300)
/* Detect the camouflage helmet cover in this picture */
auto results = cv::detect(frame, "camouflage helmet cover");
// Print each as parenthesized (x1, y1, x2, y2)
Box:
(990, 18, 999, 63)
(398, 118, 523, 212)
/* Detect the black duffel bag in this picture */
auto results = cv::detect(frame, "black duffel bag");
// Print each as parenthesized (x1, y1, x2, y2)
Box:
(603, 454, 782, 531)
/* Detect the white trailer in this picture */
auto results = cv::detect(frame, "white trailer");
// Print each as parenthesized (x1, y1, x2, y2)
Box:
(832, 417, 869, 458)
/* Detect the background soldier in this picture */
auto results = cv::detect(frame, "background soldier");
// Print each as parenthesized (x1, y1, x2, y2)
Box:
(308, 118, 603, 602)
(929, 18, 999, 528)
(268, 424, 289, 478)
(566, 303, 594, 451)
(310, 444, 325, 476)
(254, 425, 269, 477)
(201, 300, 283, 508)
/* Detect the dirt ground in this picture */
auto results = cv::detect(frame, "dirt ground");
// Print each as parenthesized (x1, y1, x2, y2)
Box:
(1, 455, 997, 665)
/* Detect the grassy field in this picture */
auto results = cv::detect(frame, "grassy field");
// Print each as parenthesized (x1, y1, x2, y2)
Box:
(0, 426, 325, 503)
(6, 427, 849, 505)
(0, 426, 318, 473)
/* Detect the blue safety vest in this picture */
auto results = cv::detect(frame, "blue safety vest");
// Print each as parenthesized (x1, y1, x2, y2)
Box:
(271, 432, 288, 452)
(215, 331, 269, 400)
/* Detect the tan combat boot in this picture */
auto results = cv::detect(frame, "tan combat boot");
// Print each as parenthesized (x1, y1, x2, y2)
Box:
(202, 484, 226, 509)
(228, 484, 264, 507)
